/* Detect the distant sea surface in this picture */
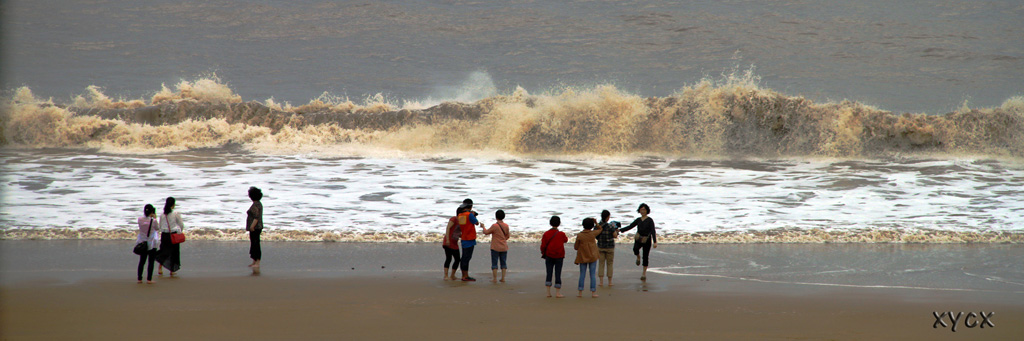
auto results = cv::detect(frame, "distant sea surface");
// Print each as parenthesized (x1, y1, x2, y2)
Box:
(2, 0, 1023, 242)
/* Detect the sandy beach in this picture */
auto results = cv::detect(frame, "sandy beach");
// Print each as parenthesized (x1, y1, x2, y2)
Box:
(2, 240, 1022, 340)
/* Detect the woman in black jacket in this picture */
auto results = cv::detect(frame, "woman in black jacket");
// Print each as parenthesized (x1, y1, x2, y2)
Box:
(619, 203, 657, 281)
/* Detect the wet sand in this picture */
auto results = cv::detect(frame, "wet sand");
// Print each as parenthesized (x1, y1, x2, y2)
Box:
(2, 241, 1023, 340)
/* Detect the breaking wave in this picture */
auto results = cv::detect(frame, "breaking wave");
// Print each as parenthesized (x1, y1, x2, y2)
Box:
(2, 72, 1023, 158)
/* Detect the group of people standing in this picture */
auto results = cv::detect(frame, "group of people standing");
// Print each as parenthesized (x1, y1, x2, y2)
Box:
(443, 199, 658, 298)
(134, 187, 264, 283)
(134, 192, 659, 298)
(134, 197, 186, 283)
(442, 199, 510, 282)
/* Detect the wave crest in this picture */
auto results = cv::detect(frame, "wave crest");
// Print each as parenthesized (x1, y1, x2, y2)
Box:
(2, 75, 1022, 158)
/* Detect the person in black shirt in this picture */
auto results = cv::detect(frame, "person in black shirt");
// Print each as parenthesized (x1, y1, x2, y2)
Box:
(619, 203, 656, 281)
(247, 186, 264, 268)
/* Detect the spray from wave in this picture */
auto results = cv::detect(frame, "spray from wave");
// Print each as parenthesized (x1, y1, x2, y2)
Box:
(2, 71, 1022, 158)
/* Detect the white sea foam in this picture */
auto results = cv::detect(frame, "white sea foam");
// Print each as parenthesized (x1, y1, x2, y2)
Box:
(1, 150, 1022, 242)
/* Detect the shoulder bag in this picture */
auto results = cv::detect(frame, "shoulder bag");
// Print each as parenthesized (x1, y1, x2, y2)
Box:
(167, 213, 187, 244)
(133, 219, 154, 255)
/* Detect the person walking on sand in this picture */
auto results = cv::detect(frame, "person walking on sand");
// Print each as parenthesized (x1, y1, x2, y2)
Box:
(442, 207, 462, 280)
(540, 216, 568, 298)
(136, 204, 160, 284)
(482, 209, 510, 283)
(458, 199, 483, 282)
(596, 210, 621, 286)
(156, 197, 185, 276)
(246, 187, 264, 268)
(574, 217, 602, 298)
(619, 203, 657, 281)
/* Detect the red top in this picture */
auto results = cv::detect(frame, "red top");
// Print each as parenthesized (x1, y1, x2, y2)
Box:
(540, 229, 568, 259)
(458, 211, 477, 241)
(442, 217, 460, 249)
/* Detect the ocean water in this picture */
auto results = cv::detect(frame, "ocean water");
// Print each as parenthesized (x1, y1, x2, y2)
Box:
(2, 0, 1023, 242)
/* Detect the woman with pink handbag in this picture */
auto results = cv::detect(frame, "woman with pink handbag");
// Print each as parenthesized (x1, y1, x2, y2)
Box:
(157, 197, 186, 276)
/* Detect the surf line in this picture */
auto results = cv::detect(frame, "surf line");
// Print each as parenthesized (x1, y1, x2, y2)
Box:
(647, 266, 1024, 294)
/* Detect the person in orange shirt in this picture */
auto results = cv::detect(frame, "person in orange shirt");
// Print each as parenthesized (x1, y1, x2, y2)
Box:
(457, 199, 483, 281)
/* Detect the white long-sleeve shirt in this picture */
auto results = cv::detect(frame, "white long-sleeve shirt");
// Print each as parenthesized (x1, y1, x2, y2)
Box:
(137, 216, 160, 249)
(159, 211, 185, 233)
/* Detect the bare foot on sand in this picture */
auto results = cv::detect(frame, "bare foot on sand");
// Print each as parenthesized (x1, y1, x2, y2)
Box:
(555, 294, 564, 298)
(591, 293, 599, 298)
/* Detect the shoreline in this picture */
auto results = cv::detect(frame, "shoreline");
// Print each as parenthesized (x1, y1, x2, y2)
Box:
(3, 227, 1023, 243)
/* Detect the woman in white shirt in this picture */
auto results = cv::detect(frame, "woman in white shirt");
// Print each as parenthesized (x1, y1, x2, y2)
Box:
(136, 204, 159, 283)
(157, 197, 185, 276)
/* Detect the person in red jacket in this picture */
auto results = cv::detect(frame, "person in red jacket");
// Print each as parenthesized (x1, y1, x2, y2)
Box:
(441, 207, 462, 280)
(540, 215, 568, 298)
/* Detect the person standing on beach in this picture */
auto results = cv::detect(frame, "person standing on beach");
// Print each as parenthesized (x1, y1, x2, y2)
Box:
(482, 209, 510, 283)
(157, 197, 185, 276)
(619, 203, 657, 281)
(458, 199, 483, 282)
(540, 216, 568, 298)
(442, 207, 462, 280)
(574, 217, 602, 298)
(596, 210, 621, 286)
(246, 187, 264, 268)
(136, 204, 160, 283)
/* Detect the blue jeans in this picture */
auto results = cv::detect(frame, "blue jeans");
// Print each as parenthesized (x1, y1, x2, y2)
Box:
(544, 257, 563, 288)
(578, 261, 597, 292)
(490, 250, 508, 270)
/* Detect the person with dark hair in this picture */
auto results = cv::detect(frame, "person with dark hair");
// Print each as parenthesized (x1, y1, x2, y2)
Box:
(246, 186, 264, 268)
(156, 197, 185, 276)
(136, 204, 159, 283)
(574, 217, 602, 298)
(619, 203, 657, 281)
(482, 209, 510, 283)
(540, 215, 567, 298)
(457, 199, 483, 281)
(596, 210, 621, 286)
(441, 207, 462, 280)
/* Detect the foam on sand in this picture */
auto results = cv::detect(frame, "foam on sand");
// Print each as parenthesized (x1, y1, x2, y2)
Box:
(3, 227, 1020, 244)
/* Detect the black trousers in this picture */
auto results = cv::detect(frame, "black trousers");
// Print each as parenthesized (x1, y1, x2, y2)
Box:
(460, 245, 474, 272)
(633, 238, 652, 267)
(137, 248, 157, 281)
(157, 232, 181, 272)
(443, 246, 461, 269)
(250, 230, 262, 261)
